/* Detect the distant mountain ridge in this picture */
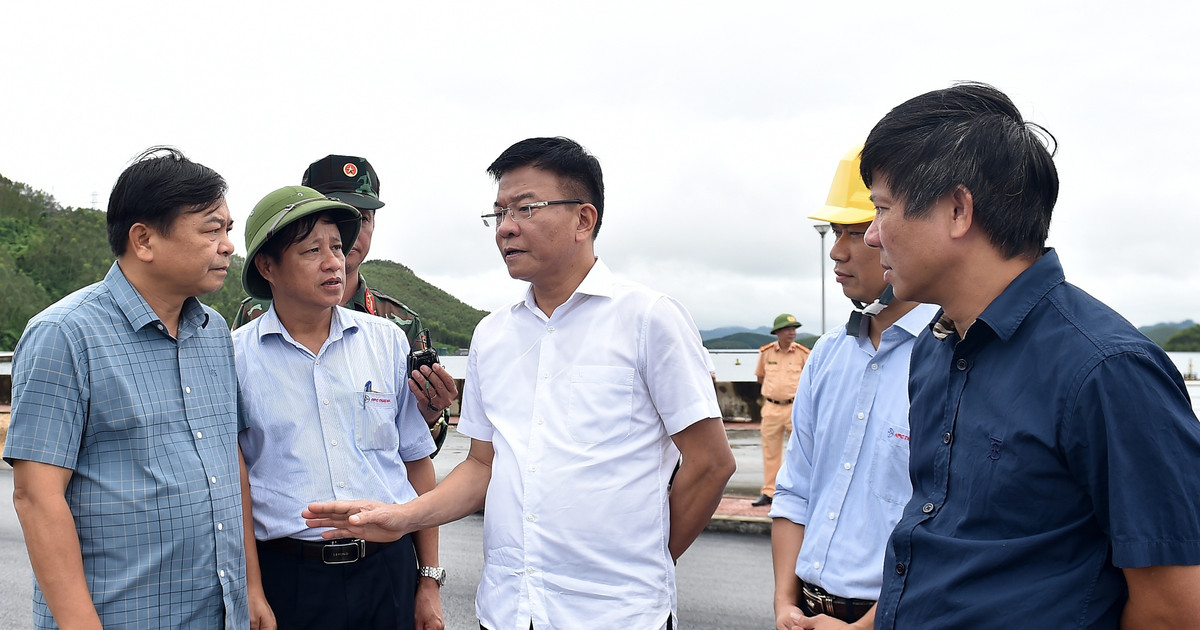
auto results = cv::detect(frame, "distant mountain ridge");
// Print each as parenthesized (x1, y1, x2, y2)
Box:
(700, 325, 772, 341)
(701, 326, 818, 350)
(1139, 320, 1195, 346)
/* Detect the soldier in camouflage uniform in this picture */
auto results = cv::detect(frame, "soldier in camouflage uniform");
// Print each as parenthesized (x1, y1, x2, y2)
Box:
(233, 155, 449, 452)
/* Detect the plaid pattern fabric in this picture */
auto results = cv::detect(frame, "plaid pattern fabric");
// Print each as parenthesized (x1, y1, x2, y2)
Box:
(4, 262, 248, 629)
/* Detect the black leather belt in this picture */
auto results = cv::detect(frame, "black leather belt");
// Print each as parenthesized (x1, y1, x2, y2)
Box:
(258, 537, 389, 565)
(800, 581, 875, 622)
(765, 397, 795, 405)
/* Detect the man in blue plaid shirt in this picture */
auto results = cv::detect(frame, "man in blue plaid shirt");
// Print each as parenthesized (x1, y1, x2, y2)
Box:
(3, 147, 256, 629)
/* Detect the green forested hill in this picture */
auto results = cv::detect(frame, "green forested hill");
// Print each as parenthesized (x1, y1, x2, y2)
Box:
(360, 259, 488, 350)
(0, 174, 487, 350)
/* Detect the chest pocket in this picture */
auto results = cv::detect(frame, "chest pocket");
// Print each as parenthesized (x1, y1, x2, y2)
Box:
(355, 391, 400, 451)
(870, 422, 912, 505)
(566, 366, 635, 444)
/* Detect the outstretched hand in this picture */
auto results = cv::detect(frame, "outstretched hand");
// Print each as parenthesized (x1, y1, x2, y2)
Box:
(302, 500, 413, 542)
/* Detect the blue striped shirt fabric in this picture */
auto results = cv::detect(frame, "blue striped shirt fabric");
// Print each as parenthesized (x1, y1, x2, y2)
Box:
(4, 261, 248, 629)
(770, 303, 939, 601)
(233, 305, 435, 541)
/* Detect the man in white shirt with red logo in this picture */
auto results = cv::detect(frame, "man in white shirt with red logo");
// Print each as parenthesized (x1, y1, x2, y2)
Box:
(304, 136, 736, 630)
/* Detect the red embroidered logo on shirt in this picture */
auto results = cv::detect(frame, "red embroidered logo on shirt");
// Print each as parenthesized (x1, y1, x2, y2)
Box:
(888, 428, 910, 441)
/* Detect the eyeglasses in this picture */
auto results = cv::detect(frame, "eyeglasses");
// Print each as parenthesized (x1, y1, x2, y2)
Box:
(480, 199, 583, 228)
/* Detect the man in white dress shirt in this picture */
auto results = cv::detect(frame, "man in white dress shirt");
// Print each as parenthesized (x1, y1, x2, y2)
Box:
(304, 136, 736, 630)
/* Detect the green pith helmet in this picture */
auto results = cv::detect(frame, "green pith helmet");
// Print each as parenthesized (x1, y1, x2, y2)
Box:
(242, 185, 361, 300)
(771, 313, 802, 334)
(808, 144, 875, 226)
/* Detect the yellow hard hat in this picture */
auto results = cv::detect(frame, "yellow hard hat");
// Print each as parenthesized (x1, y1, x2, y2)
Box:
(808, 144, 875, 225)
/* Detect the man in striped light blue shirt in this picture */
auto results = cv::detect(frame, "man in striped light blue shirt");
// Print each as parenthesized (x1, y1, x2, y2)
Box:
(234, 186, 454, 630)
(4, 147, 249, 629)
(770, 146, 937, 629)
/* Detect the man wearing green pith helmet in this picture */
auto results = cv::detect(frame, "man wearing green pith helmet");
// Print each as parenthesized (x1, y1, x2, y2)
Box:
(234, 156, 423, 337)
(233, 155, 451, 448)
(234, 185, 456, 630)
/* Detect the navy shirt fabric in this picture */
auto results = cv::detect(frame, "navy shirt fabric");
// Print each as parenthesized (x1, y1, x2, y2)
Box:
(875, 249, 1200, 629)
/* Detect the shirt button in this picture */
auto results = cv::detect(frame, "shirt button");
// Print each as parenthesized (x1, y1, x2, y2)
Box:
(857, 412, 865, 420)
(896, 563, 906, 575)
(813, 561, 821, 569)
(157, 324, 164, 331)
(331, 439, 338, 446)
(217, 522, 223, 531)
(185, 386, 191, 394)
(922, 502, 935, 514)
(547, 326, 555, 333)
(871, 363, 879, 370)
(219, 569, 225, 578)
(528, 465, 537, 472)
(195, 431, 203, 439)
(338, 482, 346, 488)
(956, 358, 968, 371)
(210, 476, 217, 484)
(542, 372, 550, 379)
(315, 359, 320, 365)
(527, 514, 537, 522)
(536, 416, 544, 425)
(827, 512, 836, 520)
(323, 399, 330, 405)
(943, 432, 952, 444)
(843, 462, 852, 470)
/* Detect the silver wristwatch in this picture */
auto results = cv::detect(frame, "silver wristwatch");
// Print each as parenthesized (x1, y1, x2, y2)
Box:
(419, 565, 447, 586)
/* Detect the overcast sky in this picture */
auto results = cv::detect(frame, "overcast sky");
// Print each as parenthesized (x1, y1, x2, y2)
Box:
(3, 1, 1197, 332)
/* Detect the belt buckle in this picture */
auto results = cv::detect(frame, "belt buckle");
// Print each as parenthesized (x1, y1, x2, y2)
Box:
(802, 584, 833, 616)
(321, 539, 366, 565)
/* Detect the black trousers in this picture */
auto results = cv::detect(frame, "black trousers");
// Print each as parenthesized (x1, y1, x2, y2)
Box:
(258, 534, 417, 630)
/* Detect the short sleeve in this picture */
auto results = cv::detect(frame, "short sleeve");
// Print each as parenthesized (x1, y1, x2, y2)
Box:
(455, 343, 494, 442)
(640, 296, 721, 435)
(1064, 349, 1200, 568)
(4, 321, 88, 469)
(393, 326, 436, 461)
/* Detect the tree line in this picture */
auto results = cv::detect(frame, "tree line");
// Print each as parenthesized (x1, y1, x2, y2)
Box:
(0, 174, 486, 351)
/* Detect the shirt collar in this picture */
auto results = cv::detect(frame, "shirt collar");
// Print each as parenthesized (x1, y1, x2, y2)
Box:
(928, 248, 1064, 342)
(255, 304, 357, 346)
(892, 302, 940, 338)
(976, 248, 1064, 342)
(345, 273, 370, 311)
(517, 257, 613, 315)
(107, 261, 209, 334)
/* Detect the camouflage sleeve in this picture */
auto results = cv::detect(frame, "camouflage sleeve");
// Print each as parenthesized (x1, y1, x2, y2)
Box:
(232, 297, 271, 330)
(369, 289, 423, 346)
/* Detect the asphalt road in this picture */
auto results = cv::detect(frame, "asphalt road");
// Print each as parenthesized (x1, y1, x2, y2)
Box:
(0, 467, 775, 629)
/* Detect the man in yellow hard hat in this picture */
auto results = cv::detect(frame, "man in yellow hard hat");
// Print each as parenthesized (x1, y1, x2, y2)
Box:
(768, 145, 936, 628)
(753, 313, 811, 507)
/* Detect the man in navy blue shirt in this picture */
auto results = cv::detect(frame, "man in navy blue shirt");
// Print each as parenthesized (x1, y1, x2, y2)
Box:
(862, 82, 1200, 629)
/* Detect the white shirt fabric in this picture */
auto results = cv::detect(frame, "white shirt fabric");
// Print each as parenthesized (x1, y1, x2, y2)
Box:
(769, 303, 939, 600)
(234, 305, 435, 541)
(456, 258, 720, 630)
